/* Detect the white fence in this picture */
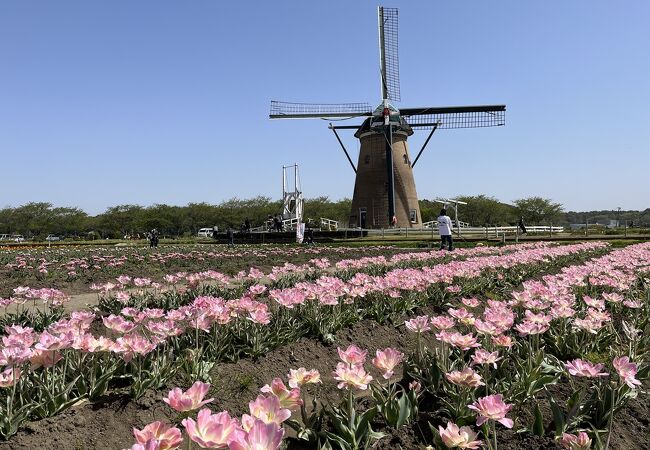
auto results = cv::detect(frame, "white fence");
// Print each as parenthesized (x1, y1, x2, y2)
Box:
(320, 218, 339, 231)
(343, 225, 564, 239)
(422, 220, 470, 229)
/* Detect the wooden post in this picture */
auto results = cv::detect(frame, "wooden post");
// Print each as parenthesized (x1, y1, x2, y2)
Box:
(625, 220, 628, 237)
(515, 224, 519, 243)
(406, 227, 409, 238)
(549, 223, 552, 238)
(585, 219, 589, 237)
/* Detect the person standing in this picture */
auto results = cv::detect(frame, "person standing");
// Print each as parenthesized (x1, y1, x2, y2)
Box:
(437, 208, 453, 251)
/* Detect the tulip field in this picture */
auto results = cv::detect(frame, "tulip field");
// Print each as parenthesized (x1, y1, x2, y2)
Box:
(0, 241, 649, 449)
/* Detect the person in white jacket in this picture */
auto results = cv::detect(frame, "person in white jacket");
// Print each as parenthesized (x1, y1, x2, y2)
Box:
(437, 208, 454, 251)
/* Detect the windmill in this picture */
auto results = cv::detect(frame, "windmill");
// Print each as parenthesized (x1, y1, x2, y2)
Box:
(270, 6, 505, 228)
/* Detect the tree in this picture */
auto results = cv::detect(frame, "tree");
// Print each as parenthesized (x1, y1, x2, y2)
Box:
(304, 197, 351, 226)
(50, 207, 88, 236)
(455, 195, 514, 226)
(418, 199, 437, 223)
(10, 202, 55, 237)
(514, 197, 564, 225)
(96, 205, 144, 238)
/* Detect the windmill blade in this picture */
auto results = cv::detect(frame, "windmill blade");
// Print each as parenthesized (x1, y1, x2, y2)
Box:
(378, 7, 400, 102)
(269, 101, 373, 119)
(400, 105, 506, 129)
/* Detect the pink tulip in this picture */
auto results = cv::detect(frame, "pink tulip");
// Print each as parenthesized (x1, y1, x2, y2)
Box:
(448, 308, 475, 325)
(248, 308, 271, 325)
(29, 349, 62, 369)
(470, 349, 502, 369)
(405, 315, 431, 333)
(461, 297, 481, 308)
(114, 333, 157, 361)
(371, 348, 404, 379)
(248, 395, 292, 425)
(623, 299, 642, 309)
(34, 331, 72, 351)
(133, 421, 182, 450)
(430, 315, 456, 330)
(564, 359, 608, 378)
(613, 356, 642, 389)
(0, 367, 21, 388)
(164, 381, 214, 412)
(491, 335, 513, 348)
(260, 378, 303, 411)
(468, 394, 513, 428)
(287, 367, 321, 388)
(103, 315, 137, 333)
(229, 419, 284, 450)
(449, 332, 481, 351)
(561, 431, 592, 450)
(333, 362, 373, 390)
(337, 344, 367, 366)
(438, 421, 483, 449)
(514, 320, 549, 336)
(181, 408, 241, 449)
(473, 319, 500, 336)
(445, 368, 485, 389)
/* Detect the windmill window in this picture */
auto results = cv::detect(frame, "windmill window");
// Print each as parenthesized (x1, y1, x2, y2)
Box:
(403, 154, 409, 165)
(364, 155, 371, 164)
(410, 209, 417, 223)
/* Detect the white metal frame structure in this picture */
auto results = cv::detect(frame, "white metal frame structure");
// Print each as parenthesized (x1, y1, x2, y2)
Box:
(282, 164, 304, 228)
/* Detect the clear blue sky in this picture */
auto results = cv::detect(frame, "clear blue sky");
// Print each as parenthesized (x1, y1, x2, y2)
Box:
(1, 0, 648, 214)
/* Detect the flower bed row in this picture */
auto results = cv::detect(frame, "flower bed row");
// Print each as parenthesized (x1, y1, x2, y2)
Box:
(0, 244, 399, 295)
(93, 242, 550, 314)
(1, 243, 547, 331)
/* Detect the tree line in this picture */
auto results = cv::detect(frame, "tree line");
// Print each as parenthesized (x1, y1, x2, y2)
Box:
(1, 196, 647, 239)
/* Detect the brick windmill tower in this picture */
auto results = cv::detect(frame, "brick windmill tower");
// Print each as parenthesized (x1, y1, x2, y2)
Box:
(270, 6, 505, 228)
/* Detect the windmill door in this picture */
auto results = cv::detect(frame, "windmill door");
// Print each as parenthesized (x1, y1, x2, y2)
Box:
(359, 208, 367, 228)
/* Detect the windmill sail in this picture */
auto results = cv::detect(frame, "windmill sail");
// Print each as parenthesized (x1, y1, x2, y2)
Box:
(378, 7, 400, 102)
(400, 105, 506, 129)
(269, 101, 372, 119)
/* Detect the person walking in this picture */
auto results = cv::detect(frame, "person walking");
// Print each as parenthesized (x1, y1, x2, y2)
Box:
(518, 216, 527, 235)
(305, 227, 315, 246)
(437, 208, 454, 251)
(226, 226, 235, 247)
